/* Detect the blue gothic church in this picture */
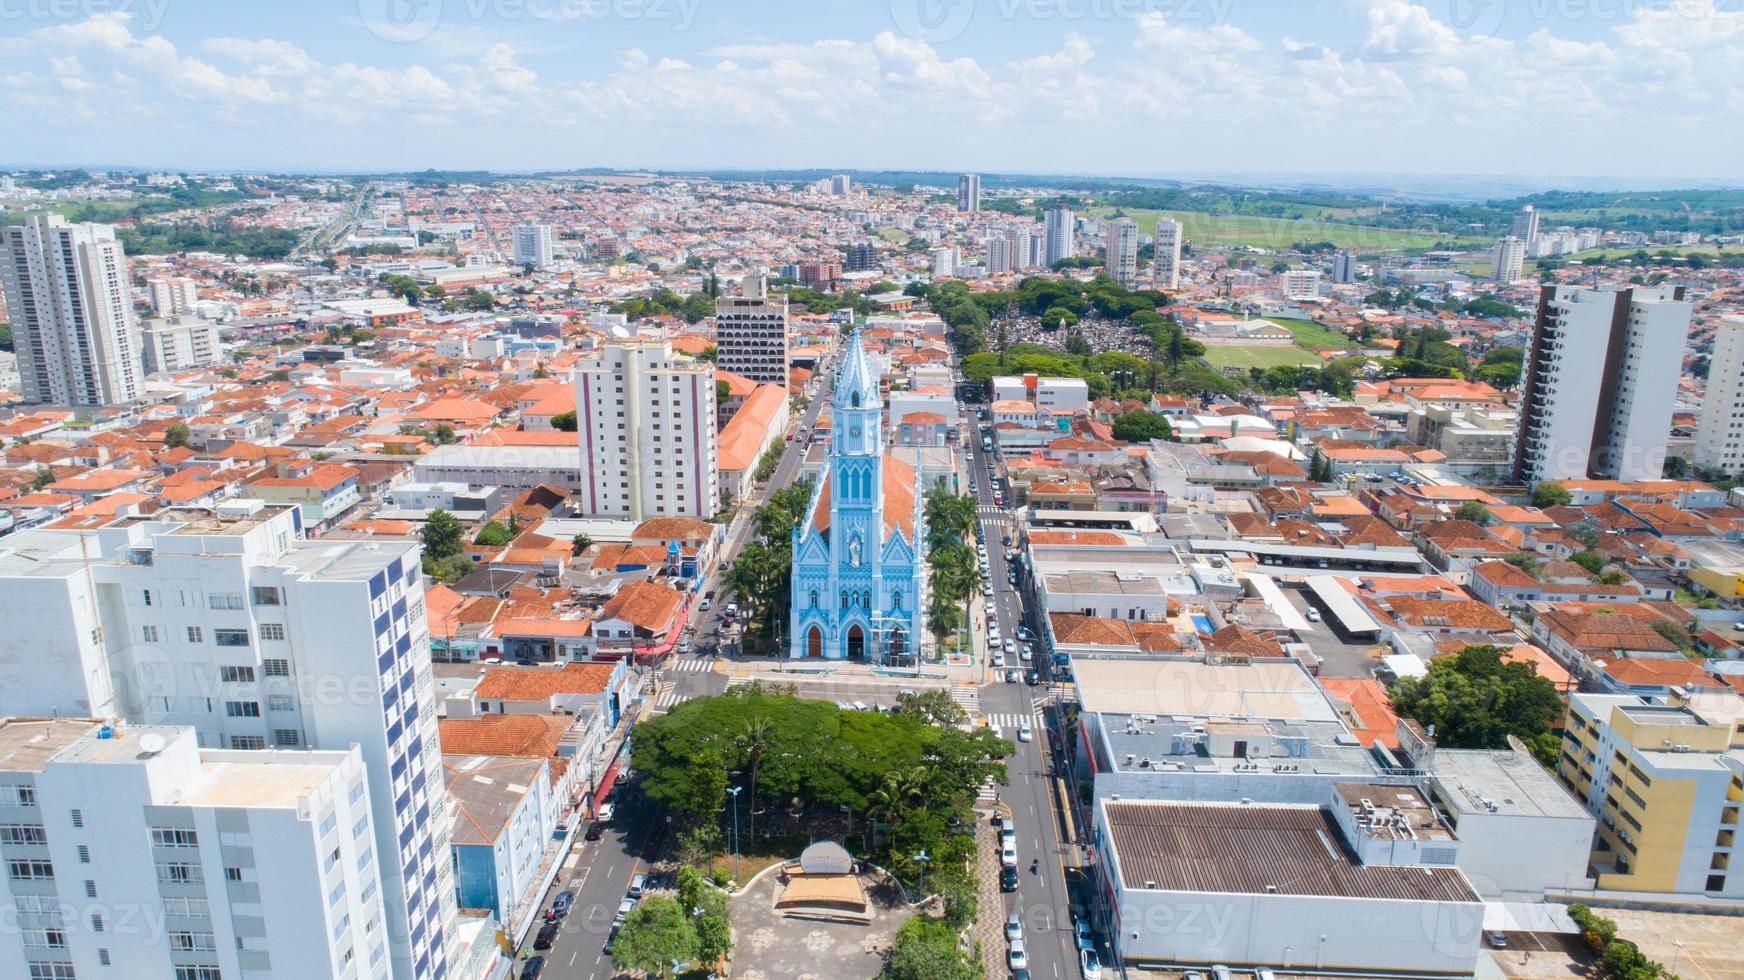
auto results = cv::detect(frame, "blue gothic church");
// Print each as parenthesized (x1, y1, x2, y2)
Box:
(788, 331, 927, 661)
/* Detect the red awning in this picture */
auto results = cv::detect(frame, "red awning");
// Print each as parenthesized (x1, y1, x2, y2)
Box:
(591, 760, 624, 812)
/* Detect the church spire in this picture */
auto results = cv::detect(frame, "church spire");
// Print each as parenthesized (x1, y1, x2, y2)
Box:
(833, 329, 878, 413)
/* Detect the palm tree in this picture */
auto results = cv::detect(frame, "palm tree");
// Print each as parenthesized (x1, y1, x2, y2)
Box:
(927, 591, 963, 652)
(736, 715, 774, 847)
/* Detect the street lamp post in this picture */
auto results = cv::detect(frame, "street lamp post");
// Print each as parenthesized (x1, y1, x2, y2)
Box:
(915, 849, 930, 896)
(726, 785, 743, 883)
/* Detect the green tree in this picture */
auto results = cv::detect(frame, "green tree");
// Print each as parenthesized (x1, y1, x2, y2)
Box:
(163, 422, 191, 449)
(1531, 482, 1572, 508)
(421, 510, 464, 560)
(608, 896, 698, 979)
(473, 521, 511, 547)
(1389, 646, 1564, 763)
(430, 423, 456, 445)
(1111, 409, 1172, 443)
(550, 410, 577, 432)
(1662, 455, 1691, 479)
(1569, 550, 1605, 575)
(696, 345, 718, 363)
(884, 917, 979, 980)
(571, 532, 593, 556)
(1454, 501, 1491, 524)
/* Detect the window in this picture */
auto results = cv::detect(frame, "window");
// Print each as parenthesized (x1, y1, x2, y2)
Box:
(262, 659, 290, 677)
(76, 846, 88, 865)
(274, 729, 300, 747)
(9, 859, 54, 880)
(809, 590, 818, 609)
(225, 867, 242, 883)
(266, 695, 294, 712)
(68, 810, 81, 828)
(258, 624, 285, 642)
(229, 736, 265, 750)
(27, 964, 77, 980)
(97, 950, 109, 966)
(250, 586, 281, 606)
(22, 930, 67, 949)
(214, 630, 249, 648)
(1708, 874, 1727, 892)
(168, 931, 216, 952)
(155, 862, 196, 884)
(141, 625, 159, 643)
(150, 828, 198, 848)
(219, 666, 254, 683)
(83, 881, 95, 899)
(185, 626, 203, 644)
(0, 825, 47, 845)
(207, 593, 244, 611)
(89, 913, 103, 933)
(143, 589, 154, 606)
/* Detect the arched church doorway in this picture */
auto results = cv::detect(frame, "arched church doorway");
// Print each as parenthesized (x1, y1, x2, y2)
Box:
(846, 624, 865, 660)
(806, 626, 823, 659)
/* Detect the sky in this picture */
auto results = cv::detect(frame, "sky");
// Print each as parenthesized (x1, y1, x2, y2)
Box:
(0, 0, 1739, 181)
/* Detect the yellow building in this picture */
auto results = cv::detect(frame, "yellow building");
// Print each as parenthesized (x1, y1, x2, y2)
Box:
(1557, 689, 1744, 895)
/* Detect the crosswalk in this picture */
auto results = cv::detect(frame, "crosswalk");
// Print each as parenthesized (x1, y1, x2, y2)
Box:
(666, 655, 715, 673)
(987, 712, 1044, 731)
(978, 506, 1008, 520)
(976, 775, 1001, 806)
(653, 683, 692, 711)
(950, 687, 980, 716)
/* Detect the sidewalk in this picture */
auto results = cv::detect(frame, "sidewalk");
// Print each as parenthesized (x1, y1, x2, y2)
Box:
(971, 815, 1005, 977)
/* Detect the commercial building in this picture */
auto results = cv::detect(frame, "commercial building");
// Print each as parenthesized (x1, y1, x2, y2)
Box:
(714, 274, 790, 389)
(0, 505, 459, 980)
(1105, 218, 1138, 287)
(0, 719, 390, 980)
(990, 374, 1089, 414)
(146, 275, 200, 315)
(510, 224, 554, 270)
(1044, 204, 1075, 266)
(443, 754, 557, 936)
(1513, 285, 1692, 485)
(1493, 235, 1527, 283)
(956, 173, 980, 213)
(1558, 690, 1744, 897)
(1153, 218, 1182, 290)
(1694, 316, 1744, 474)
(0, 214, 143, 406)
(140, 313, 222, 374)
(572, 326, 718, 520)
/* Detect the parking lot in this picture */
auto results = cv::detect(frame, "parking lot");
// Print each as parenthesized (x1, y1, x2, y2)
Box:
(1278, 585, 1386, 678)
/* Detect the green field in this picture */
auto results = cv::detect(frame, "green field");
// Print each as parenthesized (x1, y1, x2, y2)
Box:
(875, 226, 910, 243)
(1091, 207, 1485, 253)
(1266, 318, 1355, 350)
(1199, 345, 1326, 370)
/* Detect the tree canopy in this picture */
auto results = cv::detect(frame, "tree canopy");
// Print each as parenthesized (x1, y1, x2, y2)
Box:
(1111, 409, 1172, 443)
(1389, 646, 1564, 765)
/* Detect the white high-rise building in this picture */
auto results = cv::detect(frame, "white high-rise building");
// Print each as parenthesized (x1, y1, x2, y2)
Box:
(956, 173, 980, 213)
(1005, 228, 1037, 270)
(1152, 218, 1182, 290)
(0, 214, 142, 406)
(1493, 236, 1527, 283)
(1105, 218, 1139, 287)
(829, 174, 851, 196)
(714, 274, 790, 389)
(986, 236, 1013, 275)
(1043, 205, 1075, 267)
(931, 246, 958, 278)
(1280, 268, 1323, 300)
(511, 224, 554, 270)
(140, 313, 221, 374)
(1331, 249, 1356, 284)
(1513, 285, 1692, 485)
(1694, 315, 1744, 474)
(146, 275, 200, 315)
(0, 505, 459, 980)
(1512, 205, 1540, 244)
(573, 326, 719, 519)
(0, 718, 389, 980)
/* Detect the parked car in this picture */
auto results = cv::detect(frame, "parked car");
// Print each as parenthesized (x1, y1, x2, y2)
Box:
(1006, 913, 1024, 942)
(1080, 949, 1103, 980)
(1487, 930, 1508, 948)
(584, 822, 605, 841)
(1009, 939, 1029, 970)
(614, 897, 635, 923)
(628, 874, 647, 899)
(1305, 607, 1322, 623)
(1000, 866, 1019, 892)
(551, 890, 575, 916)
(597, 802, 616, 822)
(534, 924, 558, 950)
(1000, 841, 1018, 866)
(1025, 669, 1039, 686)
(520, 955, 545, 979)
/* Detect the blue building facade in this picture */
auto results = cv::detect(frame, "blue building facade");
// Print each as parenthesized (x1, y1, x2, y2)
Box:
(789, 331, 928, 661)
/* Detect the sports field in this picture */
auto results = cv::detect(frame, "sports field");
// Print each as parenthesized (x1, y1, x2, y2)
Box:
(1198, 345, 1326, 370)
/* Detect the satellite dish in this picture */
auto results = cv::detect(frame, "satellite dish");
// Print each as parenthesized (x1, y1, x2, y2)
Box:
(139, 733, 166, 755)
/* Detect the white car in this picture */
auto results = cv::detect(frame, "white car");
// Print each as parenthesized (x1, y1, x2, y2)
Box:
(1003, 639, 1015, 655)
(992, 652, 1006, 669)
(1000, 841, 1017, 866)
(1005, 913, 1023, 942)
(1017, 721, 1033, 742)
(1305, 607, 1322, 623)
(982, 582, 993, 597)
(1019, 644, 1033, 662)
(1081, 949, 1103, 980)
(597, 802, 616, 822)
(1009, 939, 1028, 970)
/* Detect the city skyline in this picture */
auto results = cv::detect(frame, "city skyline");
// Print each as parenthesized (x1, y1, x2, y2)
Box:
(0, 1, 1739, 178)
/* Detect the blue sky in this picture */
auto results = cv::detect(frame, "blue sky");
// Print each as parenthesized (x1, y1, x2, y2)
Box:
(1, 0, 1739, 179)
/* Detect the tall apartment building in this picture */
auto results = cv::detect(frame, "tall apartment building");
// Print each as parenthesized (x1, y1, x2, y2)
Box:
(0, 214, 142, 406)
(1694, 316, 1744, 473)
(1493, 236, 1527, 283)
(0, 505, 458, 980)
(146, 275, 200, 315)
(510, 224, 554, 270)
(930, 246, 957, 278)
(714, 275, 790, 388)
(1512, 204, 1540, 244)
(573, 326, 719, 520)
(843, 241, 876, 272)
(1513, 285, 1692, 485)
(956, 173, 980, 213)
(1105, 218, 1138, 287)
(1152, 217, 1182, 289)
(829, 174, 851, 196)
(1331, 249, 1356, 284)
(985, 236, 1013, 275)
(1558, 690, 1744, 896)
(797, 261, 840, 292)
(1043, 205, 1075, 267)
(140, 313, 221, 374)
(0, 719, 390, 980)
